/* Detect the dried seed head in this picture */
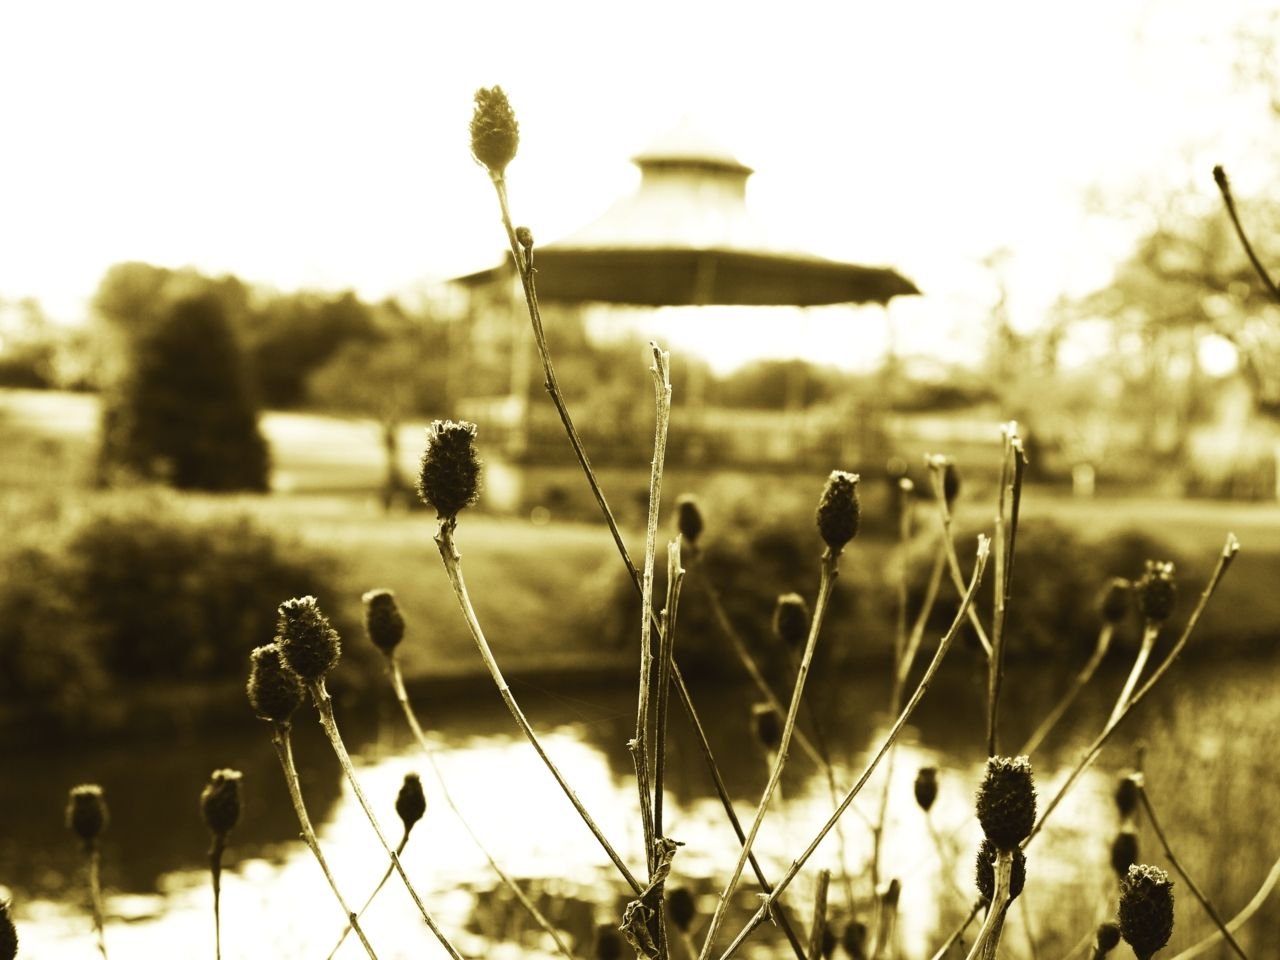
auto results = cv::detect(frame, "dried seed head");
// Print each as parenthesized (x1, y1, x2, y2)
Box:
(974, 837, 1027, 904)
(66, 784, 108, 850)
(771, 593, 810, 649)
(1093, 920, 1121, 955)
(362, 589, 406, 655)
(942, 460, 961, 510)
(819, 924, 836, 958)
(675, 494, 704, 549)
(1115, 773, 1140, 818)
(277, 596, 341, 682)
(1098, 577, 1133, 624)
(1118, 864, 1175, 960)
(395, 773, 427, 833)
(515, 225, 534, 250)
(881, 878, 901, 909)
(816, 470, 860, 554)
(247, 643, 305, 723)
(914, 766, 939, 813)
(0, 899, 15, 960)
(1135, 560, 1177, 624)
(1111, 828, 1140, 878)
(201, 768, 243, 837)
(469, 86, 519, 176)
(666, 887, 695, 933)
(593, 923, 624, 960)
(841, 921, 867, 960)
(417, 420, 482, 519)
(976, 755, 1037, 851)
(751, 702, 782, 753)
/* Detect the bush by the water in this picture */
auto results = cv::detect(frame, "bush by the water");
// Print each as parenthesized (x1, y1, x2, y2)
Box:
(0, 495, 360, 725)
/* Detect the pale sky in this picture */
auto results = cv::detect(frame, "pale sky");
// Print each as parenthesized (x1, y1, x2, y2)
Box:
(1, 1, 1276, 372)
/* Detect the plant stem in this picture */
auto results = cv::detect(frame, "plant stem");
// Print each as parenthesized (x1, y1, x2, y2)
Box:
(488, 170, 806, 958)
(987, 428, 1025, 756)
(698, 549, 841, 960)
(928, 460, 993, 659)
(806, 870, 831, 960)
(87, 844, 108, 960)
(716, 537, 991, 960)
(633, 346, 673, 877)
(1025, 533, 1239, 846)
(1106, 621, 1159, 728)
(268, 723, 378, 959)
(1138, 782, 1249, 960)
(653, 540, 684, 848)
(1213, 165, 1280, 303)
(307, 679, 465, 960)
(210, 833, 226, 960)
(435, 518, 643, 894)
(964, 851, 1012, 960)
(1168, 853, 1279, 960)
(1019, 623, 1114, 756)
(327, 831, 409, 960)
(384, 656, 578, 960)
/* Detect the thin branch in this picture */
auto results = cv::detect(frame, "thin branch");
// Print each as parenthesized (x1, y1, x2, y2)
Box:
(1213, 165, 1280, 303)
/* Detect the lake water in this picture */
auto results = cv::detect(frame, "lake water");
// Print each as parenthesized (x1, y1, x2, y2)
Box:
(4, 655, 1277, 959)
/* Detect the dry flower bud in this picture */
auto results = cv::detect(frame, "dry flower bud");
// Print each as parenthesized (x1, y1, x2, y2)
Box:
(247, 643, 305, 723)
(1093, 920, 1121, 955)
(751, 702, 782, 753)
(1135, 560, 1176, 623)
(1118, 864, 1175, 960)
(1099, 577, 1133, 624)
(1111, 828, 1139, 878)
(666, 886, 695, 933)
(201, 768, 243, 837)
(820, 925, 836, 958)
(841, 921, 867, 960)
(771, 593, 810, 649)
(976, 755, 1037, 851)
(816, 470, 860, 554)
(1115, 773, 1140, 817)
(675, 494, 704, 548)
(942, 460, 961, 510)
(66, 784, 108, 850)
(277, 596, 341, 682)
(914, 767, 939, 812)
(417, 420, 482, 519)
(395, 773, 427, 833)
(974, 837, 1027, 904)
(362, 589, 406, 655)
(469, 86, 519, 176)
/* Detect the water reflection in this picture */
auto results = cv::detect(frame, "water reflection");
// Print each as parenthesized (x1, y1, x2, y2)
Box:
(5, 656, 1279, 958)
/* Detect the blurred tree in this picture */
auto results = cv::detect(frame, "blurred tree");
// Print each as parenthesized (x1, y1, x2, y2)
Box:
(709, 358, 848, 410)
(97, 293, 269, 491)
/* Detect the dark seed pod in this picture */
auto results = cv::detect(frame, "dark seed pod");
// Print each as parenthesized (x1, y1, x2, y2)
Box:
(820, 924, 836, 958)
(417, 420, 482, 519)
(0, 898, 16, 960)
(66, 784, 108, 850)
(772, 593, 810, 650)
(247, 643, 305, 723)
(593, 923, 624, 960)
(942, 460, 961, 510)
(395, 773, 427, 833)
(675, 494, 704, 548)
(914, 766, 939, 813)
(1118, 864, 1175, 960)
(1110, 828, 1139, 878)
(881, 878, 901, 909)
(974, 837, 1027, 904)
(1099, 578, 1133, 624)
(976, 756, 1037, 851)
(666, 886, 695, 933)
(362, 589, 406, 655)
(469, 86, 519, 176)
(1093, 920, 1122, 955)
(816, 470, 861, 554)
(201, 769, 243, 837)
(1135, 561, 1176, 624)
(1115, 773, 1140, 817)
(277, 596, 341, 682)
(841, 920, 867, 959)
(752, 702, 783, 753)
